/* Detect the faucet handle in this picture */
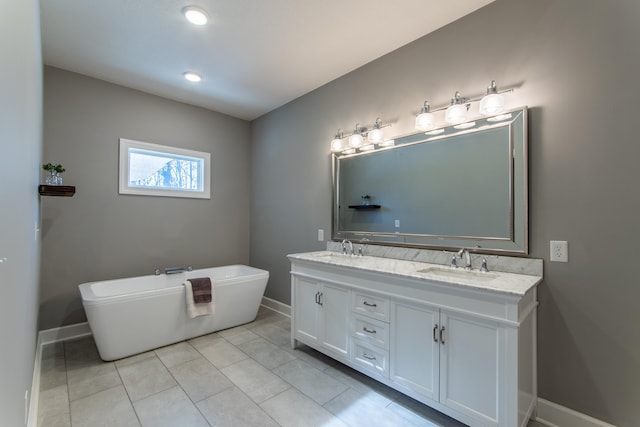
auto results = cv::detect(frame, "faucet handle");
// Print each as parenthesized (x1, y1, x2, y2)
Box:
(446, 252, 458, 268)
(480, 258, 489, 272)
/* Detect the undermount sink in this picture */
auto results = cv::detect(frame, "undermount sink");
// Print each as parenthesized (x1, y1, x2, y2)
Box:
(417, 266, 499, 283)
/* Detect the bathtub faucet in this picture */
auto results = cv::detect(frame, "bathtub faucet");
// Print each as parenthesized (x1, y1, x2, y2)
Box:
(164, 265, 193, 275)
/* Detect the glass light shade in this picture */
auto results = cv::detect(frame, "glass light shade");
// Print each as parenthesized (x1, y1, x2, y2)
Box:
(445, 104, 467, 123)
(415, 112, 435, 130)
(330, 137, 343, 152)
(368, 128, 384, 143)
(479, 93, 505, 115)
(183, 6, 208, 25)
(349, 133, 364, 148)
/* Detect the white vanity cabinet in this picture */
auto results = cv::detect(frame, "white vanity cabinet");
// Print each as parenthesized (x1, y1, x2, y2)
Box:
(391, 300, 505, 424)
(292, 275, 350, 359)
(289, 252, 541, 427)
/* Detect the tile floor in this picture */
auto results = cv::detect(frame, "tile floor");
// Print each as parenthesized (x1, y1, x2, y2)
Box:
(37, 307, 546, 427)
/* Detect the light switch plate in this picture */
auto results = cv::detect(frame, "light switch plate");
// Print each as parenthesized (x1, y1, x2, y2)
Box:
(550, 240, 568, 262)
(317, 229, 324, 241)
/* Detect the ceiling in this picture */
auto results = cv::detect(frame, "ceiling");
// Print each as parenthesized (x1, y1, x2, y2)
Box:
(40, 0, 495, 121)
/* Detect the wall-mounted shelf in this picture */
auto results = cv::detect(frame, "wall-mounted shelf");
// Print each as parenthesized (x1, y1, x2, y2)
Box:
(39, 185, 76, 197)
(348, 204, 381, 210)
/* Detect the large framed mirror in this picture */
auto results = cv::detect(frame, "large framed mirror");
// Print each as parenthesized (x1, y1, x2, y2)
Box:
(332, 107, 528, 254)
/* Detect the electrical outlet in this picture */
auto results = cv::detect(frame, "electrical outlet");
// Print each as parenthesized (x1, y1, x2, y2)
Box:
(550, 240, 568, 262)
(395, 220, 400, 228)
(317, 229, 324, 241)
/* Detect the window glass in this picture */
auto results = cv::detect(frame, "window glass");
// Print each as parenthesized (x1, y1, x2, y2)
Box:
(119, 138, 211, 199)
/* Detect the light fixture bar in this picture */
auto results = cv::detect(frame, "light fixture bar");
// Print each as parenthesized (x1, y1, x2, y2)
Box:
(426, 87, 514, 113)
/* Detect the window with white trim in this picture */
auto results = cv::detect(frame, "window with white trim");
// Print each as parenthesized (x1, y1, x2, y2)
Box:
(119, 138, 211, 199)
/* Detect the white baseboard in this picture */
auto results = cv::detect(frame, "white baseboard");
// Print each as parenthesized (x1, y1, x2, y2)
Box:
(27, 323, 93, 427)
(26, 333, 43, 427)
(39, 322, 92, 345)
(536, 398, 617, 427)
(261, 296, 291, 317)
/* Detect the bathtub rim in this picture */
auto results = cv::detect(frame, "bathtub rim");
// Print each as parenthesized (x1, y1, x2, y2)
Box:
(78, 264, 269, 304)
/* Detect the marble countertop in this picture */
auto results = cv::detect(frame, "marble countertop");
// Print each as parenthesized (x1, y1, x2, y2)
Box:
(288, 251, 542, 297)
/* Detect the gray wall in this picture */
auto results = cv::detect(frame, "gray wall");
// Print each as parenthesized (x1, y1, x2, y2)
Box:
(0, 0, 42, 425)
(40, 66, 252, 330)
(251, 0, 640, 425)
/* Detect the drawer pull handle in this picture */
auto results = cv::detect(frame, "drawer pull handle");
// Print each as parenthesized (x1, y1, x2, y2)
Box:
(363, 301, 377, 307)
(433, 324, 439, 342)
(362, 327, 377, 334)
(363, 353, 376, 361)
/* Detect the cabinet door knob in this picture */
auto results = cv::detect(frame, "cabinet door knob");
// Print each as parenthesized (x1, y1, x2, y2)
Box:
(433, 324, 439, 343)
(440, 326, 446, 344)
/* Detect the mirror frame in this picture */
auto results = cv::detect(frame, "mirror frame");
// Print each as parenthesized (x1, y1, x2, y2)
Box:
(331, 106, 528, 255)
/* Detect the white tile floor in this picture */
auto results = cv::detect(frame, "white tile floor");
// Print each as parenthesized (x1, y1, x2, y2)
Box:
(37, 307, 546, 427)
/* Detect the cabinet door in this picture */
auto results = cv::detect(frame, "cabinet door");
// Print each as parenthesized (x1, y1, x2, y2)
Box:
(320, 283, 350, 357)
(390, 301, 440, 401)
(439, 310, 501, 426)
(293, 277, 321, 345)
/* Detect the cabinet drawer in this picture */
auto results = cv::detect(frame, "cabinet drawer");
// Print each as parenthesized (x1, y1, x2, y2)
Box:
(350, 339, 389, 379)
(352, 292, 389, 322)
(352, 314, 389, 350)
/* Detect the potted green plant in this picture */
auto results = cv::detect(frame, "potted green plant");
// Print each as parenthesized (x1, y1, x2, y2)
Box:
(42, 163, 66, 185)
(361, 194, 371, 205)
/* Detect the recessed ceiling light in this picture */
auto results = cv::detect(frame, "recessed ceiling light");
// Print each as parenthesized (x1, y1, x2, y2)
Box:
(183, 71, 202, 82)
(182, 6, 208, 25)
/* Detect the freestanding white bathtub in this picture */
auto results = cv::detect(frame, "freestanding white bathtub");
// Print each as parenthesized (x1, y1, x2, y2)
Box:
(79, 265, 269, 361)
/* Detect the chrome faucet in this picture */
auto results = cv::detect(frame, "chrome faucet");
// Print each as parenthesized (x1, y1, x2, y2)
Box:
(357, 237, 370, 257)
(457, 248, 472, 270)
(446, 251, 458, 268)
(164, 265, 193, 275)
(341, 239, 354, 256)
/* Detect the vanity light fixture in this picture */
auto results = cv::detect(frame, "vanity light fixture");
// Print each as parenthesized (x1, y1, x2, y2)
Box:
(479, 80, 505, 115)
(330, 129, 345, 152)
(329, 118, 392, 153)
(379, 139, 395, 147)
(183, 71, 202, 82)
(415, 101, 435, 130)
(182, 6, 209, 25)
(445, 92, 470, 124)
(368, 118, 385, 143)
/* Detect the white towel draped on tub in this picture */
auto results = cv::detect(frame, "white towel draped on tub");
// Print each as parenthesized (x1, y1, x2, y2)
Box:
(184, 279, 215, 318)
